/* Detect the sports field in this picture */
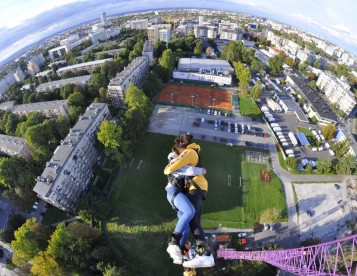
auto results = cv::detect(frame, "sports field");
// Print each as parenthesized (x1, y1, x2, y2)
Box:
(106, 133, 286, 274)
(156, 83, 232, 111)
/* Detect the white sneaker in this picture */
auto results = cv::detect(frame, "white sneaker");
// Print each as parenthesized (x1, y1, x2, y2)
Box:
(167, 244, 183, 264)
(183, 254, 215, 268)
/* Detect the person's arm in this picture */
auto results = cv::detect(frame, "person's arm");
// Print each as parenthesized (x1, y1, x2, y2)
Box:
(164, 149, 196, 175)
(171, 165, 205, 177)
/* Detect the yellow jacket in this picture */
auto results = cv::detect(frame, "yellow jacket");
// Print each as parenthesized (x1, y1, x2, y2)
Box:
(164, 143, 208, 191)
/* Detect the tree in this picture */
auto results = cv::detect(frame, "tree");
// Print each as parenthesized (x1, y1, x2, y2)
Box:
(97, 120, 127, 163)
(250, 80, 263, 100)
(337, 155, 356, 175)
(154, 41, 167, 58)
(31, 251, 62, 276)
(251, 58, 264, 74)
(309, 80, 316, 90)
(158, 49, 175, 82)
(285, 156, 298, 170)
(67, 92, 86, 107)
(124, 84, 153, 117)
(298, 61, 308, 74)
(97, 120, 123, 149)
(142, 71, 163, 100)
(268, 55, 283, 76)
(11, 218, 43, 267)
(47, 223, 91, 269)
(233, 61, 251, 95)
(284, 56, 296, 68)
(305, 163, 313, 173)
(78, 190, 110, 222)
(260, 208, 281, 224)
(316, 158, 333, 174)
(321, 124, 336, 140)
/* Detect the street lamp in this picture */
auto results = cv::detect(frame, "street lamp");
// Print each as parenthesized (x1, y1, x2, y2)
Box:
(191, 94, 196, 107)
(212, 98, 216, 108)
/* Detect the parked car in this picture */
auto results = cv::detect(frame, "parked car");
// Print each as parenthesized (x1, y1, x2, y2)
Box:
(237, 232, 247, 238)
(241, 237, 247, 247)
(335, 184, 341, 190)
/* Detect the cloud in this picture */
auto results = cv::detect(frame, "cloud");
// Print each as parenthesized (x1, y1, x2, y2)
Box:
(291, 13, 357, 49)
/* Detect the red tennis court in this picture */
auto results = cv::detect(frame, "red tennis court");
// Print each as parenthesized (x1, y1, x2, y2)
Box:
(156, 83, 232, 112)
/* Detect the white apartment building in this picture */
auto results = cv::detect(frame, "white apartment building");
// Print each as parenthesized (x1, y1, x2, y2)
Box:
(107, 56, 149, 108)
(142, 41, 154, 65)
(147, 26, 159, 42)
(159, 28, 171, 43)
(0, 134, 32, 160)
(173, 58, 233, 86)
(33, 103, 111, 212)
(28, 61, 40, 75)
(49, 45, 70, 60)
(0, 101, 15, 112)
(177, 25, 188, 37)
(296, 49, 315, 65)
(13, 100, 70, 118)
(36, 75, 92, 92)
(219, 27, 243, 41)
(13, 68, 25, 82)
(198, 16, 204, 26)
(89, 29, 107, 43)
(56, 58, 112, 76)
(207, 26, 218, 39)
(316, 71, 356, 115)
(129, 19, 149, 30)
(194, 26, 208, 38)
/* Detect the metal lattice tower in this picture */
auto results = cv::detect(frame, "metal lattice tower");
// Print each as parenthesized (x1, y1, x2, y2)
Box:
(217, 234, 357, 275)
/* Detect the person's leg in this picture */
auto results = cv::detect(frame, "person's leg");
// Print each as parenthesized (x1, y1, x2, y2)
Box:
(186, 190, 206, 244)
(183, 190, 214, 268)
(166, 188, 195, 264)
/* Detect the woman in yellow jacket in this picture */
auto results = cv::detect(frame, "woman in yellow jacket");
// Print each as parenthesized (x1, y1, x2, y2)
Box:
(164, 133, 215, 268)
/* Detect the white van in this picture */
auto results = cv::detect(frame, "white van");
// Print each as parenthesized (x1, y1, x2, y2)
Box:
(312, 147, 317, 152)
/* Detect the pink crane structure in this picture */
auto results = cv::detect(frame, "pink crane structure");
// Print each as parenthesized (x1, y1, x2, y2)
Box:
(217, 234, 357, 275)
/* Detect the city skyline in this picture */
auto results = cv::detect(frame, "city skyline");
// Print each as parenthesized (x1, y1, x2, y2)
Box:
(0, 0, 356, 65)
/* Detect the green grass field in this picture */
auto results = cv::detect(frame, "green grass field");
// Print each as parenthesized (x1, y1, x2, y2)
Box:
(106, 133, 286, 275)
(238, 95, 261, 117)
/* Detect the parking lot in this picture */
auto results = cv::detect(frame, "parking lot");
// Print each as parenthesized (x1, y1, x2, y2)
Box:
(294, 182, 354, 242)
(148, 105, 272, 149)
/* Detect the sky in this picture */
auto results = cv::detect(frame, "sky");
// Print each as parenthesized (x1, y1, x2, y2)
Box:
(0, 0, 356, 65)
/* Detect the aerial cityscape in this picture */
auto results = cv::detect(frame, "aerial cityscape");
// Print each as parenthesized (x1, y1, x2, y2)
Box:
(0, 1, 356, 275)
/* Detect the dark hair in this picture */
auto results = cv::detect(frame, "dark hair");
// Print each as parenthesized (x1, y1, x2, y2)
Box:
(174, 133, 194, 149)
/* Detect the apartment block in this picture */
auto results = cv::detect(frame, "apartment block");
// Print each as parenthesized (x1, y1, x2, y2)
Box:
(129, 19, 149, 30)
(159, 28, 172, 43)
(13, 100, 70, 118)
(33, 103, 111, 212)
(316, 71, 356, 115)
(56, 58, 112, 76)
(0, 134, 32, 160)
(296, 49, 315, 65)
(107, 56, 149, 108)
(13, 68, 25, 82)
(147, 26, 159, 42)
(142, 41, 154, 65)
(194, 25, 208, 38)
(36, 75, 92, 92)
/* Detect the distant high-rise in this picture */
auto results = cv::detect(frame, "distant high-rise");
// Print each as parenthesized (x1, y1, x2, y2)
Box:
(199, 16, 204, 26)
(101, 12, 107, 26)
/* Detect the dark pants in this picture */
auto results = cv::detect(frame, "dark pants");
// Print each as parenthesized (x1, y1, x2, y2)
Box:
(187, 189, 207, 245)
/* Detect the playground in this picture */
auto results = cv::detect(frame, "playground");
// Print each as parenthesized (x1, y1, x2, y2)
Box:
(156, 83, 233, 111)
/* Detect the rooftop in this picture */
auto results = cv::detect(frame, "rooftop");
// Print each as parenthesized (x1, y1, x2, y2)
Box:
(56, 58, 112, 73)
(142, 41, 154, 53)
(288, 75, 338, 123)
(108, 56, 148, 86)
(0, 134, 27, 154)
(13, 100, 67, 113)
(33, 103, 107, 197)
(36, 75, 92, 92)
(177, 58, 233, 73)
